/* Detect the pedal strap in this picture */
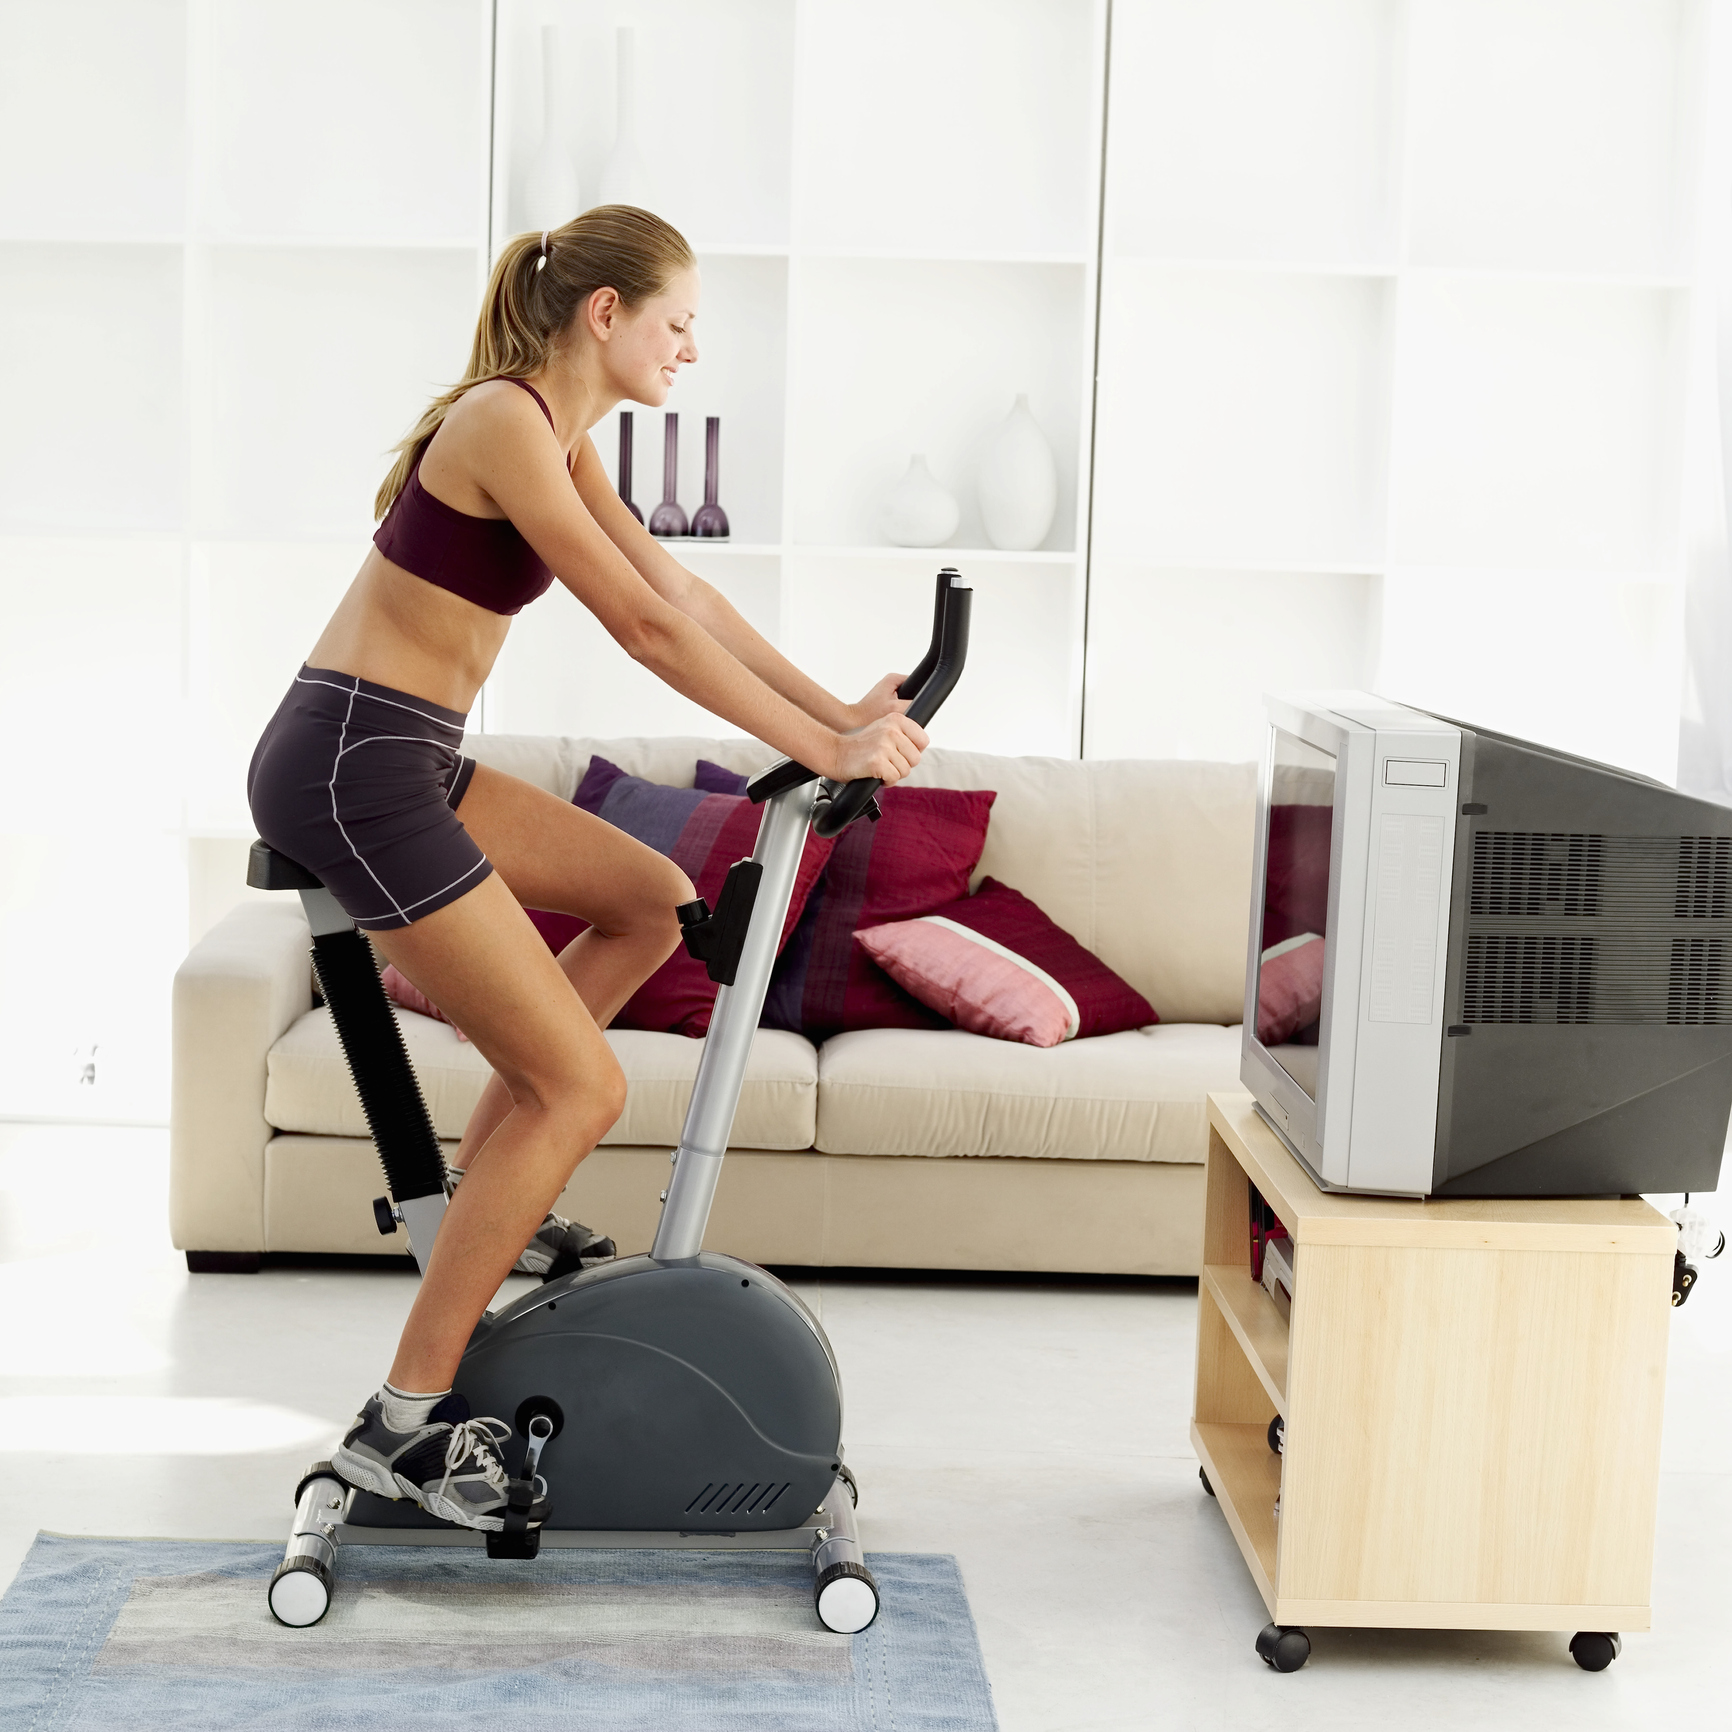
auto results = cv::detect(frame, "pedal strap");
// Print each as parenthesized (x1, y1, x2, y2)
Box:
(486, 1476, 541, 1560)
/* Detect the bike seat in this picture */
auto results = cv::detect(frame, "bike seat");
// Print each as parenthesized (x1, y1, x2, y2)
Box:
(247, 840, 324, 893)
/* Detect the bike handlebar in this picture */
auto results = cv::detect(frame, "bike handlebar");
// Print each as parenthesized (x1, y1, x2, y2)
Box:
(744, 568, 973, 832)
(811, 569, 972, 839)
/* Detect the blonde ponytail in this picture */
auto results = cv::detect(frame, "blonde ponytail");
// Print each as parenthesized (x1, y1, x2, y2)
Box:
(374, 205, 695, 518)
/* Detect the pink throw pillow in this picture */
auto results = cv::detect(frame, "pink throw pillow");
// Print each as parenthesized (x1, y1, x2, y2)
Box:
(1256, 933, 1324, 1046)
(854, 878, 1157, 1047)
(380, 963, 469, 1042)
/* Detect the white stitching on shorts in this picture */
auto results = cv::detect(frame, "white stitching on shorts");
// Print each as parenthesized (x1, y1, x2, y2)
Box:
(329, 679, 410, 925)
(295, 671, 465, 732)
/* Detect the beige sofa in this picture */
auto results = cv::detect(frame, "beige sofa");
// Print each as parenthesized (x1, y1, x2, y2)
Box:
(170, 736, 1255, 1276)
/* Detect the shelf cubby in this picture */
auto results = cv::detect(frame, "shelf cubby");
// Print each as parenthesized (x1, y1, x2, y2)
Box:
(0, 243, 185, 533)
(1387, 275, 1685, 575)
(785, 257, 1088, 555)
(1083, 566, 1378, 761)
(1201, 1263, 1289, 1412)
(190, 244, 483, 541)
(1403, 0, 1700, 279)
(1092, 266, 1393, 572)
(195, 0, 490, 249)
(0, 0, 187, 241)
(493, 0, 796, 249)
(1106, 0, 1403, 268)
(791, 0, 1102, 261)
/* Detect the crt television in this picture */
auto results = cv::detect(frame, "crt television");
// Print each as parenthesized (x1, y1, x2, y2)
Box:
(1241, 692, 1732, 1197)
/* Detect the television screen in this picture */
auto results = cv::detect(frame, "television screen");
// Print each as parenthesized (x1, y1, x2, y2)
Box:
(1255, 729, 1337, 1099)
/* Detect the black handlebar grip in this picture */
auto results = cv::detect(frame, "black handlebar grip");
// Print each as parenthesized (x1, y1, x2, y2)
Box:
(814, 570, 971, 840)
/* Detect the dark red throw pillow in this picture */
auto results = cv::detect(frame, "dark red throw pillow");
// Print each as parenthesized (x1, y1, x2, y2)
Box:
(528, 756, 834, 1037)
(695, 759, 997, 1040)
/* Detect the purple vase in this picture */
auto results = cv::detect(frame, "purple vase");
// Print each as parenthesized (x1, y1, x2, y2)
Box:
(690, 416, 730, 538)
(617, 411, 643, 524)
(648, 413, 688, 537)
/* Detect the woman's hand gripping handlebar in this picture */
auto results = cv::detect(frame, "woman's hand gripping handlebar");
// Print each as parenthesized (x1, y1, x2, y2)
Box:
(746, 569, 973, 829)
(813, 569, 971, 836)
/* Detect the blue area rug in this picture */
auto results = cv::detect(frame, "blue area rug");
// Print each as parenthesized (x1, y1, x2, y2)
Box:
(0, 1535, 997, 1731)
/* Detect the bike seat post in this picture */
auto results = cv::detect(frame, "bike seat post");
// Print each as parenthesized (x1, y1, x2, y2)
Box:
(244, 838, 448, 1269)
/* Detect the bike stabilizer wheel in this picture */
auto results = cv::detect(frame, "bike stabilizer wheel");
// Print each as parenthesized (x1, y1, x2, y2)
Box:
(269, 1554, 333, 1628)
(1570, 1632, 1622, 1672)
(1256, 1623, 1310, 1672)
(815, 1560, 879, 1634)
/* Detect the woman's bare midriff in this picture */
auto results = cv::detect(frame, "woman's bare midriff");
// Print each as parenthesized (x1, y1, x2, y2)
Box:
(306, 548, 511, 715)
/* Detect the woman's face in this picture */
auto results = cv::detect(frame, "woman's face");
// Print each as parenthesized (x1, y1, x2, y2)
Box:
(604, 267, 700, 406)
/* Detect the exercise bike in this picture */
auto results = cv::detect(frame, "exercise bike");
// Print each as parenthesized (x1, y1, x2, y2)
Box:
(256, 569, 971, 1634)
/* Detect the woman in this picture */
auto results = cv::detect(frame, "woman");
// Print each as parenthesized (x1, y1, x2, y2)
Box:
(247, 206, 926, 1530)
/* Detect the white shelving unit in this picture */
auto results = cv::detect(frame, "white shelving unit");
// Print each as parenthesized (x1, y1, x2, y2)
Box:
(1, 0, 1719, 1121)
(0, 0, 492, 1120)
(1087, 0, 1709, 777)
(483, 0, 1109, 756)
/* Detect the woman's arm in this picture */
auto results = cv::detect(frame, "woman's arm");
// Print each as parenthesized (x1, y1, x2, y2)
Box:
(454, 390, 925, 783)
(569, 435, 904, 734)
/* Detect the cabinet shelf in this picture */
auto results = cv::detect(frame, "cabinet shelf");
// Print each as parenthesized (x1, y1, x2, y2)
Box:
(1191, 1419, 1281, 1606)
(1201, 1264, 1288, 1412)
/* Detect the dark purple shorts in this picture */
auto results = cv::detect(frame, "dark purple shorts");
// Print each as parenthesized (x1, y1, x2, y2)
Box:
(247, 665, 490, 932)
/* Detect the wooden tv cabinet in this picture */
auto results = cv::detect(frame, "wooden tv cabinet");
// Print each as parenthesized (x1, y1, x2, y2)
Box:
(1194, 1092, 1676, 1673)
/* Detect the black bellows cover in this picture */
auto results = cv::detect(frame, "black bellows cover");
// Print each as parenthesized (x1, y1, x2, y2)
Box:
(310, 929, 448, 1203)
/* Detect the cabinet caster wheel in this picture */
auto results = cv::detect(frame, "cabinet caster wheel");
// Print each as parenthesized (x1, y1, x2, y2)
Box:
(268, 1554, 332, 1627)
(1267, 1414, 1284, 1455)
(1569, 1632, 1621, 1672)
(815, 1560, 879, 1634)
(1199, 1466, 1215, 1497)
(1256, 1623, 1310, 1672)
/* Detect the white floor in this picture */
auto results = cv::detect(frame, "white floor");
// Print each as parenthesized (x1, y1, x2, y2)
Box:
(1, 1123, 1728, 1731)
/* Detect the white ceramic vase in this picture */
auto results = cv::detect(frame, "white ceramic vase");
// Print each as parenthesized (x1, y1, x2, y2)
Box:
(522, 25, 580, 229)
(599, 26, 653, 207)
(978, 394, 1057, 551)
(882, 455, 960, 548)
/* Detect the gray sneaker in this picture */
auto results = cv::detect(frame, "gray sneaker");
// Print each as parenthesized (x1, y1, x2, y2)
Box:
(518, 1210, 616, 1280)
(445, 1169, 614, 1281)
(331, 1393, 548, 1532)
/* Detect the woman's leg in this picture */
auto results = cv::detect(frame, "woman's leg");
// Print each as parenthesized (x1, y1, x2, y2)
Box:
(432, 763, 695, 1171)
(368, 827, 685, 1392)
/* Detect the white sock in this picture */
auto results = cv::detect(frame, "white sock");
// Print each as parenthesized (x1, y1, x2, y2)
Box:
(380, 1381, 449, 1432)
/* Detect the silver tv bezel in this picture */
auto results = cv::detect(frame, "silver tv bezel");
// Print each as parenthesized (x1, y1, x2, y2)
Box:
(1239, 698, 1371, 1189)
(1240, 692, 1461, 1196)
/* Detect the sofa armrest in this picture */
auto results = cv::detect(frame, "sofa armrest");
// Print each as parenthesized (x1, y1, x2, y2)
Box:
(170, 901, 313, 1252)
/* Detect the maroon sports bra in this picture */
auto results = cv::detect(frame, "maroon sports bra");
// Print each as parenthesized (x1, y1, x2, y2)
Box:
(373, 378, 561, 616)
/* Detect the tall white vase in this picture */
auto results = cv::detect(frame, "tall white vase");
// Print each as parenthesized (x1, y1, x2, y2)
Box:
(521, 25, 580, 229)
(882, 455, 959, 548)
(599, 26, 653, 207)
(978, 394, 1058, 552)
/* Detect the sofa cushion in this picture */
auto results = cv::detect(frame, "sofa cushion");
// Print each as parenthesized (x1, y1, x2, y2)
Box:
(814, 1022, 1242, 1163)
(264, 1007, 819, 1150)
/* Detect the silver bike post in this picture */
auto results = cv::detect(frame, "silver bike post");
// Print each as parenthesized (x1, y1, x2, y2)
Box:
(652, 779, 819, 1261)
